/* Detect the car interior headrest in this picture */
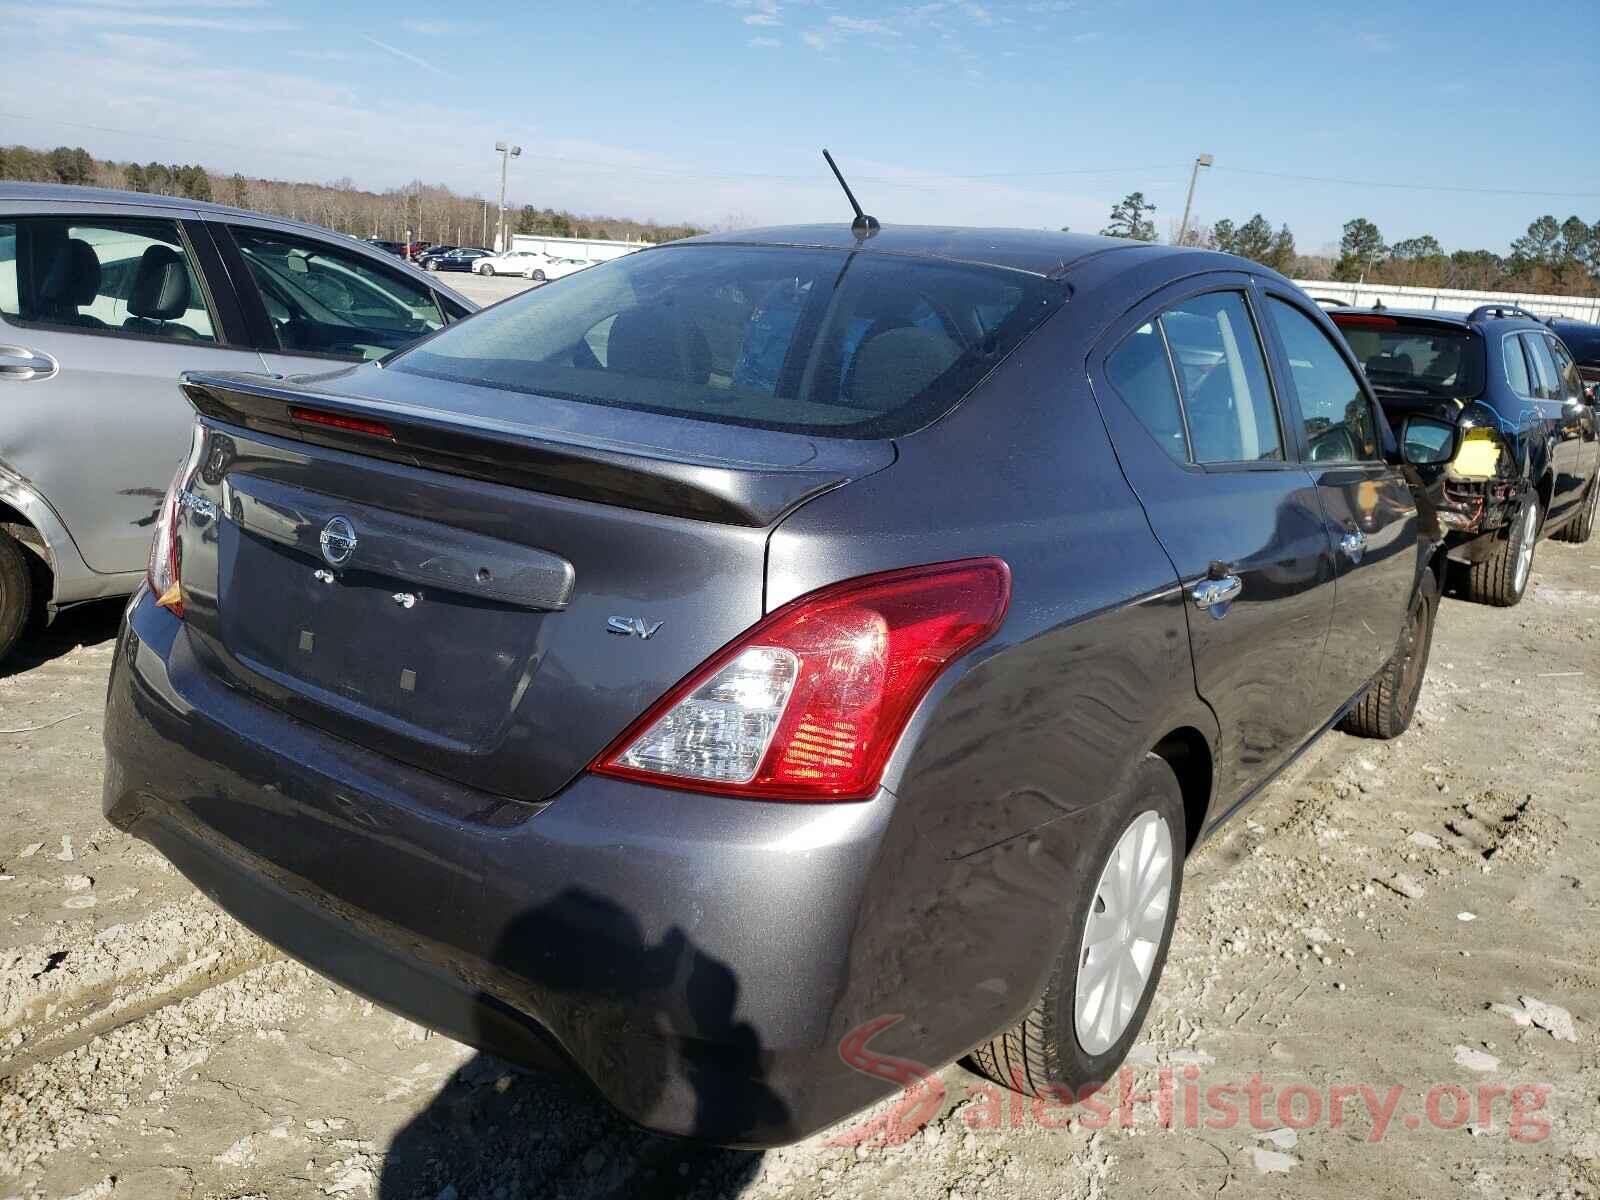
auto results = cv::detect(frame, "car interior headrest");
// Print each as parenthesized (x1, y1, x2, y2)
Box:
(127, 244, 192, 321)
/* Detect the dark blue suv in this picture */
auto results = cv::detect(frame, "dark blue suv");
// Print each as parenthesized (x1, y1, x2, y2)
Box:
(1332, 304, 1600, 605)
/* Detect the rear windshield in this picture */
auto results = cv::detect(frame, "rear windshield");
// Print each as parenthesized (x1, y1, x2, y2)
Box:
(391, 243, 1065, 438)
(1332, 318, 1485, 398)
(1554, 322, 1600, 365)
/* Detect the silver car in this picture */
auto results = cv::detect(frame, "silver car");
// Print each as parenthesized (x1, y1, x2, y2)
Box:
(0, 184, 473, 662)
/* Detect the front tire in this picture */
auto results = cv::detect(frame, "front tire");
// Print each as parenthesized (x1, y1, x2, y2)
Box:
(1553, 476, 1598, 545)
(531, 269, 546, 282)
(1339, 567, 1438, 740)
(0, 532, 33, 666)
(967, 754, 1184, 1098)
(478, 263, 495, 276)
(1464, 495, 1540, 606)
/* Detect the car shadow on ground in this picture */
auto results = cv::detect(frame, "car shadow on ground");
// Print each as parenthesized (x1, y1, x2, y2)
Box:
(1, 598, 123, 680)
(378, 1058, 764, 1200)
(377, 887, 780, 1199)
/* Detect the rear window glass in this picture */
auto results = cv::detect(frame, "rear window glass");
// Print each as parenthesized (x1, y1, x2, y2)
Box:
(1553, 322, 1600, 365)
(1332, 320, 1485, 398)
(391, 243, 1064, 438)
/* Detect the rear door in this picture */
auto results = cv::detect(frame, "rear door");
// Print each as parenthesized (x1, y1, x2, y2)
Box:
(0, 206, 264, 575)
(1256, 288, 1418, 718)
(207, 219, 456, 376)
(1089, 276, 1336, 806)
(1541, 332, 1595, 518)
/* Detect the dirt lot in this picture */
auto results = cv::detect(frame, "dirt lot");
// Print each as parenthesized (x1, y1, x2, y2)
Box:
(1, 531, 1596, 1200)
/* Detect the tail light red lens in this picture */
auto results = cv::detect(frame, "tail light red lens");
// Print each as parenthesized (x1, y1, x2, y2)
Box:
(147, 425, 205, 617)
(592, 558, 1011, 802)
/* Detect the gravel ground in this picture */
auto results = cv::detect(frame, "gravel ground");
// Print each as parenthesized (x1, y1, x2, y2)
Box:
(1, 535, 1596, 1200)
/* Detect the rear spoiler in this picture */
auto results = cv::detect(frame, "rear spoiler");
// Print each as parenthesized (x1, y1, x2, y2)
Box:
(180, 372, 884, 528)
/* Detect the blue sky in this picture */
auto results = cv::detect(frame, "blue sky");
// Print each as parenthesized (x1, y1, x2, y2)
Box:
(3, 0, 1597, 253)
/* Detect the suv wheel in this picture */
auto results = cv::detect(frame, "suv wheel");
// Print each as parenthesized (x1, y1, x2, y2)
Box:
(1339, 568, 1438, 739)
(967, 754, 1184, 1098)
(1465, 496, 1540, 607)
(1553, 477, 1598, 545)
(0, 532, 33, 665)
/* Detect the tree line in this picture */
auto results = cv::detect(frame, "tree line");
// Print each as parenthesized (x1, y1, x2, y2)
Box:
(1094, 190, 1600, 296)
(0, 143, 705, 247)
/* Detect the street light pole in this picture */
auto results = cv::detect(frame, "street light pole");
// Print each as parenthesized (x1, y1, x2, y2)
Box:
(494, 141, 522, 252)
(1178, 153, 1214, 247)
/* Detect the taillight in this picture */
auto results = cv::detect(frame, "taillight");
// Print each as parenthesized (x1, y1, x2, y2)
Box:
(148, 425, 205, 616)
(592, 558, 1010, 802)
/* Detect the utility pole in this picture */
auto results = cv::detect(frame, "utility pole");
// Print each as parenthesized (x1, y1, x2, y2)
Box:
(482, 201, 488, 248)
(494, 141, 522, 252)
(1177, 153, 1214, 247)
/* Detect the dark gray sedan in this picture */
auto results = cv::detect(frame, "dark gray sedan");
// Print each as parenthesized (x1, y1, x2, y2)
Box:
(103, 225, 1451, 1146)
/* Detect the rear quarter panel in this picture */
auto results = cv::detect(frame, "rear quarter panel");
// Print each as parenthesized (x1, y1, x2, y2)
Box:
(764, 302, 1215, 1072)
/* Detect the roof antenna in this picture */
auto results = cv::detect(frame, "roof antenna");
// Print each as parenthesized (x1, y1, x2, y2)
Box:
(822, 149, 880, 237)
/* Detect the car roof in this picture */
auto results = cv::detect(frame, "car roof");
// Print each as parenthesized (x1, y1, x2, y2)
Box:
(0, 181, 355, 240)
(673, 223, 1202, 280)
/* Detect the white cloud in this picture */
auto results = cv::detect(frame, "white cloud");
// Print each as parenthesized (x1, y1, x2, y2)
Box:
(744, 11, 780, 23)
(0, 2, 294, 32)
(749, 34, 782, 46)
(361, 35, 453, 78)
(802, 30, 828, 49)
(401, 18, 457, 35)
(828, 15, 899, 35)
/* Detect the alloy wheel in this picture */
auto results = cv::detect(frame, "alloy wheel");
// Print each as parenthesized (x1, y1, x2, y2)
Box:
(1513, 502, 1538, 595)
(1074, 811, 1174, 1055)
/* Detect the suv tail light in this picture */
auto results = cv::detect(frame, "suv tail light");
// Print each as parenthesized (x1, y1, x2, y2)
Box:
(148, 425, 205, 617)
(592, 558, 1010, 802)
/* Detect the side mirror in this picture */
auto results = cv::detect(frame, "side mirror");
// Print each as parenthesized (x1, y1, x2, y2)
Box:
(1400, 416, 1458, 466)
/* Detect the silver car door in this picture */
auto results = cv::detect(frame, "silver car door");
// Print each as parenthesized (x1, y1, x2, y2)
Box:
(0, 205, 269, 577)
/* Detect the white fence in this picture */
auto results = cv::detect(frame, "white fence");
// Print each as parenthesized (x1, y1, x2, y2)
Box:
(1294, 280, 1600, 323)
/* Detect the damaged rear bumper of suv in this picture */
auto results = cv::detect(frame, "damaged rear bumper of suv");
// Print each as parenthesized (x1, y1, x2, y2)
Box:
(102, 590, 933, 1147)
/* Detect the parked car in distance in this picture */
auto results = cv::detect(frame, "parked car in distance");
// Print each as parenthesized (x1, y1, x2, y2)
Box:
(1545, 316, 1600, 399)
(106, 225, 1451, 1147)
(471, 248, 544, 277)
(0, 183, 475, 664)
(365, 238, 405, 257)
(420, 247, 493, 273)
(473, 249, 589, 281)
(1331, 304, 1599, 606)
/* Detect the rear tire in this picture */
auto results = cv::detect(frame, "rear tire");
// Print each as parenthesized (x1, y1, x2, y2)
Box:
(1464, 495, 1540, 607)
(0, 532, 33, 666)
(1339, 568, 1438, 740)
(1553, 477, 1598, 545)
(966, 754, 1184, 1099)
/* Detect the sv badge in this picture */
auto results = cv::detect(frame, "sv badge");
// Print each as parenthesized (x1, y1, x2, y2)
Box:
(607, 616, 664, 640)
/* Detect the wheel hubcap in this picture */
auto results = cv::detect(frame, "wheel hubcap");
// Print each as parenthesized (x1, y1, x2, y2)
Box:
(1514, 503, 1537, 593)
(1074, 811, 1174, 1055)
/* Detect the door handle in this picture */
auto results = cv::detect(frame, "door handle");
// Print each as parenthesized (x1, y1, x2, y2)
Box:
(1190, 574, 1243, 612)
(0, 346, 58, 381)
(1340, 529, 1367, 562)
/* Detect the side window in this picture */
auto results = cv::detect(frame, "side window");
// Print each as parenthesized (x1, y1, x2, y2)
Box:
(0, 223, 15, 317)
(1105, 321, 1188, 464)
(1160, 292, 1283, 463)
(1265, 297, 1380, 464)
(1546, 335, 1584, 403)
(230, 226, 445, 360)
(0, 216, 216, 343)
(1504, 333, 1532, 396)
(1524, 332, 1559, 400)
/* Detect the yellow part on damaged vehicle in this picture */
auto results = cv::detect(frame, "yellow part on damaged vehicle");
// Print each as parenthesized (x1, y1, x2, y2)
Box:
(1451, 427, 1503, 479)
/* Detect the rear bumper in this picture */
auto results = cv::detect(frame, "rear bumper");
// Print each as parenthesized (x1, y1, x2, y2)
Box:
(104, 590, 1065, 1146)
